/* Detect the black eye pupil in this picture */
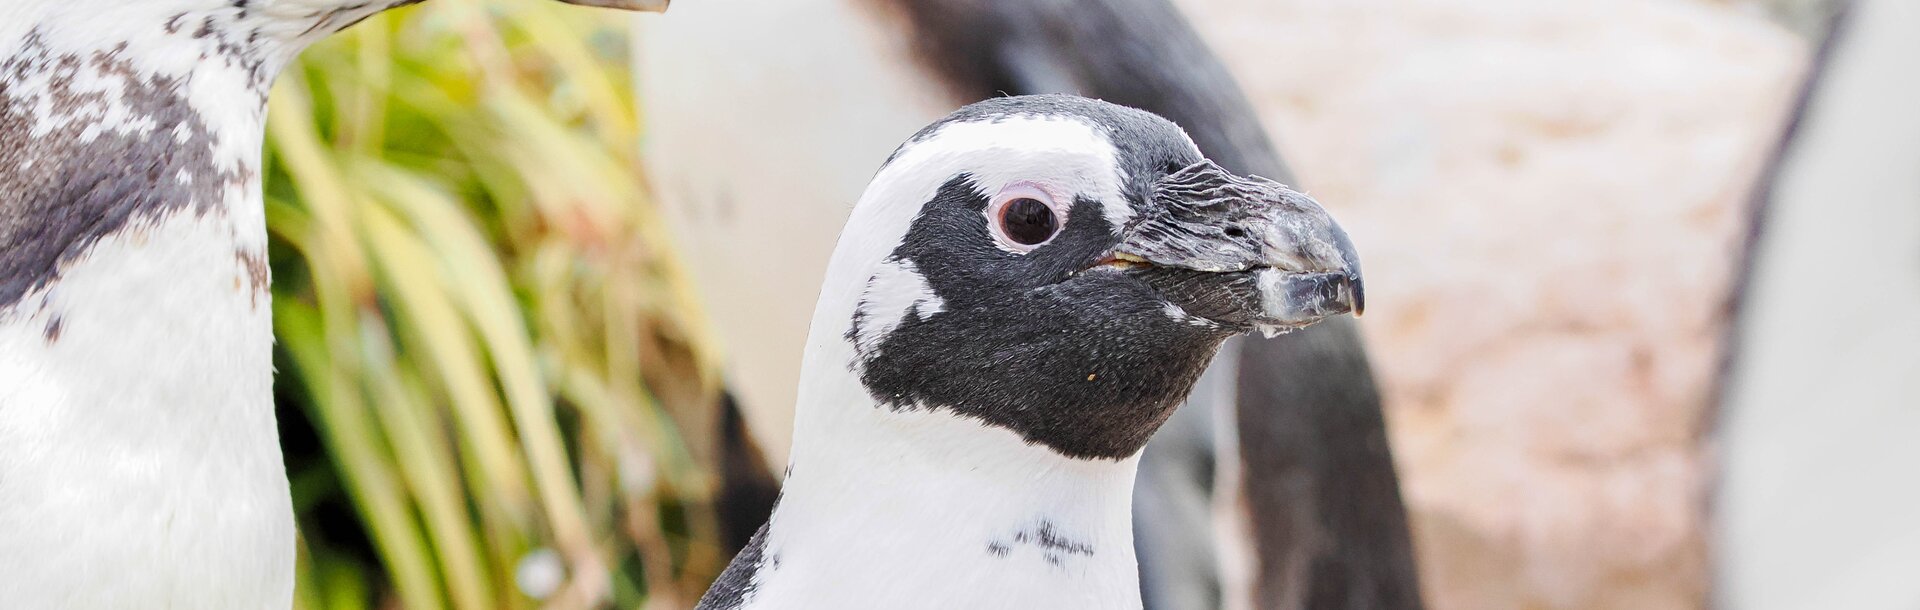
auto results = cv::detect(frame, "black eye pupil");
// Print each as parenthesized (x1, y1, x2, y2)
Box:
(1001, 198, 1058, 245)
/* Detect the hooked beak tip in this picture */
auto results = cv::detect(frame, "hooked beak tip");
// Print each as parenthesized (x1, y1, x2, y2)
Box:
(1328, 221, 1365, 317)
(1345, 274, 1367, 318)
(1254, 268, 1363, 331)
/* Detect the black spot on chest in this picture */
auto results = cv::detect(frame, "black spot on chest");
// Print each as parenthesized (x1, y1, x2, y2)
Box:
(987, 520, 1096, 568)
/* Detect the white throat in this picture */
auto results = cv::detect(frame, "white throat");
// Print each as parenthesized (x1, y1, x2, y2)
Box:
(747, 390, 1147, 610)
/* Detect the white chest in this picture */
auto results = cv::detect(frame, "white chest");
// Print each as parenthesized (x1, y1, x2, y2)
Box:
(736, 407, 1147, 610)
(743, 524, 1144, 610)
(0, 206, 291, 608)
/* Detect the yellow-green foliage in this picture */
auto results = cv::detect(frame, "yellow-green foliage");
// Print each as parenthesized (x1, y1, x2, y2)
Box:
(265, 3, 723, 608)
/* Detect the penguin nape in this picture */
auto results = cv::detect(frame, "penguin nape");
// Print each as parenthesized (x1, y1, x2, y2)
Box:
(694, 95, 1365, 609)
(0, 0, 652, 607)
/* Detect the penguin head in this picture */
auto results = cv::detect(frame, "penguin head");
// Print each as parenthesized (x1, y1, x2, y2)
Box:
(835, 95, 1363, 460)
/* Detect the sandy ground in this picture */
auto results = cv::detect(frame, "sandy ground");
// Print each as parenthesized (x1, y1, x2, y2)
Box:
(1172, 1, 1806, 608)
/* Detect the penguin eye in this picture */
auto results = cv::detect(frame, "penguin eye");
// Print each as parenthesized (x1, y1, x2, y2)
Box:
(988, 183, 1065, 252)
(1002, 199, 1056, 244)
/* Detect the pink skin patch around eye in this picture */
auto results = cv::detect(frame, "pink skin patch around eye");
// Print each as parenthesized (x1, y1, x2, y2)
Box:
(985, 182, 1069, 253)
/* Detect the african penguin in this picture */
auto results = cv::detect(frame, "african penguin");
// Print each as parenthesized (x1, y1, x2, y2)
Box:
(637, 2, 1421, 608)
(0, 0, 649, 607)
(694, 95, 1365, 609)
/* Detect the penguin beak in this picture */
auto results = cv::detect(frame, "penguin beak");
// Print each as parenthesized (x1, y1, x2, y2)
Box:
(551, 0, 669, 10)
(1099, 160, 1364, 335)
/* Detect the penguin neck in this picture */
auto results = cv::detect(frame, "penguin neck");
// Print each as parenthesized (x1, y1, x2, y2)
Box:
(0, 6, 295, 607)
(748, 370, 1146, 608)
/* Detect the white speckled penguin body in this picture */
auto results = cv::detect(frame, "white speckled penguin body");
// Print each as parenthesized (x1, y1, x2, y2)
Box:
(0, 0, 637, 606)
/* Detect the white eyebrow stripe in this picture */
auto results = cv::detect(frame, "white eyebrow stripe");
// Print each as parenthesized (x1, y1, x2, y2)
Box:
(879, 114, 1130, 231)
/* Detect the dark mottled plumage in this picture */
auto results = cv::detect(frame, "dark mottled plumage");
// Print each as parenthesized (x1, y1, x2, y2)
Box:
(0, 32, 252, 313)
